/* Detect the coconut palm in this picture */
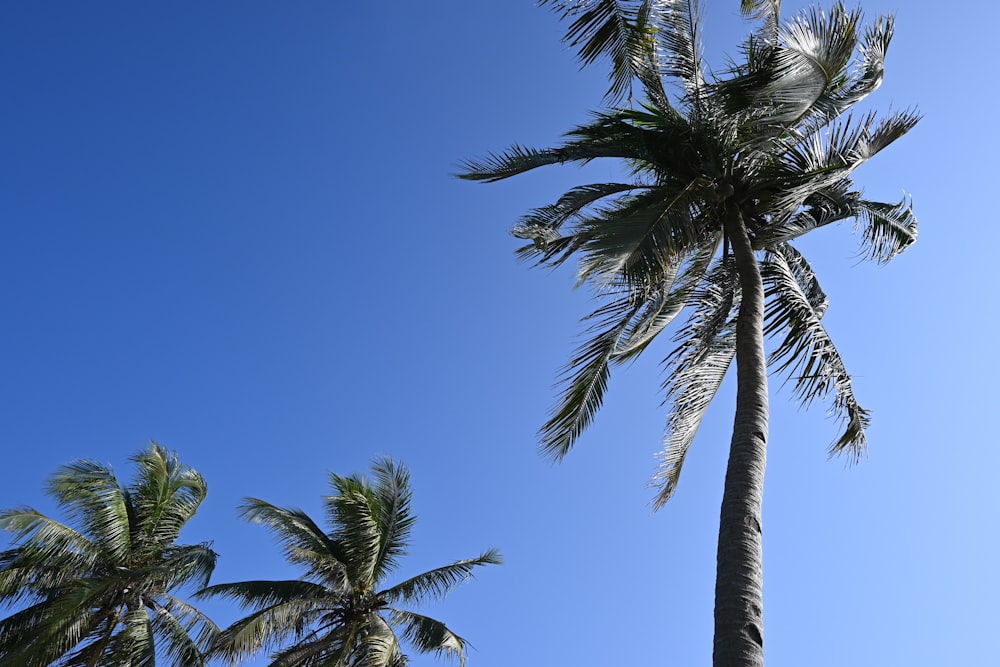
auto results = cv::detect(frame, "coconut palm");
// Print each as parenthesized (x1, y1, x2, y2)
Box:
(198, 457, 501, 666)
(460, 1, 917, 664)
(0, 443, 218, 666)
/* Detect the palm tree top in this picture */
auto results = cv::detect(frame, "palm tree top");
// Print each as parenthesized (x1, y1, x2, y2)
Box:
(460, 0, 918, 506)
(0, 442, 218, 666)
(199, 456, 501, 666)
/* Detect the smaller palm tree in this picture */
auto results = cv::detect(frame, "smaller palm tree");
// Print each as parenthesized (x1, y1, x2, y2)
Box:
(198, 457, 501, 667)
(0, 443, 219, 666)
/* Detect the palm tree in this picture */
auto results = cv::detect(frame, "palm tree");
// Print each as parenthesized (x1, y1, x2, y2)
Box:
(460, 1, 917, 665)
(0, 443, 219, 666)
(198, 457, 501, 666)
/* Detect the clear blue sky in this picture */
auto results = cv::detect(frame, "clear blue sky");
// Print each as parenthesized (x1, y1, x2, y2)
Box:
(1, 2, 995, 665)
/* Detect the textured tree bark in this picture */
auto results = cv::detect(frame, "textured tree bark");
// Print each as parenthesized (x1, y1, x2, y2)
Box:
(714, 207, 768, 667)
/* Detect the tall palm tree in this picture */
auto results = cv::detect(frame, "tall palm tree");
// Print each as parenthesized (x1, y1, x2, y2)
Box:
(0, 443, 219, 666)
(460, 1, 917, 665)
(198, 457, 501, 666)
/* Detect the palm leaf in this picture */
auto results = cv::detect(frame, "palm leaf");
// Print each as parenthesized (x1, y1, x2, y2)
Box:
(539, 0, 662, 104)
(129, 444, 207, 554)
(657, 0, 706, 98)
(762, 245, 869, 459)
(539, 295, 646, 459)
(652, 258, 739, 507)
(367, 457, 418, 583)
(613, 235, 720, 360)
(239, 499, 349, 589)
(389, 609, 467, 667)
(45, 461, 132, 566)
(855, 195, 917, 263)
(575, 184, 703, 288)
(208, 596, 329, 664)
(380, 549, 502, 606)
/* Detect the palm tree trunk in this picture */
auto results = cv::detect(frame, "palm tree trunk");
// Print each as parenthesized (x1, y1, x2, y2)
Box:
(714, 207, 768, 667)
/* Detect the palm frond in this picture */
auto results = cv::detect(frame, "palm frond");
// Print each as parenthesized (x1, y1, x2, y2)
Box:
(129, 443, 207, 554)
(208, 597, 328, 664)
(239, 499, 348, 588)
(45, 460, 132, 566)
(380, 549, 502, 606)
(356, 613, 406, 667)
(197, 579, 331, 609)
(0, 597, 95, 663)
(512, 182, 645, 259)
(456, 145, 567, 183)
(795, 12, 895, 134)
(267, 623, 353, 667)
(762, 245, 869, 459)
(366, 457, 418, 583)
(389, 609, 467, 667)
(754, 179, 857, 245)
(657, 0, 706, 98)
(575, 185, 704, 289)
(539, 295, 645, 459)
(0, 510, 98, 582)
(325, 476, 383, 586)
(740, 0, 780, 40)
(652, 257, 739, 507)
(158, 543, 218, 591)
(539, 0, 663, 104)
(154, 592, 220, 661)
(147, 595, 214, 667)
(855, 195, 917, 263)
(613, 235, 720, 361)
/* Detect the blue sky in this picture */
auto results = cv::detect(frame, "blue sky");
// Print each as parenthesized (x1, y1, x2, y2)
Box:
(1, 1, 996, 665)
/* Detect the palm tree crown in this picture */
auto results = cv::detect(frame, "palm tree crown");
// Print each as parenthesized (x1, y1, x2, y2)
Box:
(0, 443, 218, 666)
(198, 457, 501, 667)
(462, 0, 917, 506)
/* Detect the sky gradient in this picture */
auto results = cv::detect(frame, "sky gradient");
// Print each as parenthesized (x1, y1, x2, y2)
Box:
(2, 2, 997, 665)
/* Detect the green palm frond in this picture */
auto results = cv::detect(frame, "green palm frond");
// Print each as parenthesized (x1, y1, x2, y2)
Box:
(657, 0, 706, 98)
(366, 457, 418, 582)
(45, 460, 132, 566)
(208, 596, 329, 664)
(239, 499, 348, 587)
(575, 184, 708, 288)
(381, 549, 502, 605)
(613, 236, 720, 361)
(129, 444, 207, 553)
(740, 0, 780, 37)
(147, 599, 210, 667)
(755, 178, 857, 244)
(512, 182, 645, 265)
(762, 245, 869, 459)
(855, 195, 917, 263)
(540, 0, 662, 104)
(652, 258, 739, 507)
(0, 597, 92, 664)
(117, 606, 155, 667)
(796, 13, 894, 133)
(390, 609, 467, 667)
(325, 476, 383, 586)
(356, 613, 406, 667)
(198, 579, 330, 610)
(158, 543, 218, 592)
(0, 511, 98, 579)
(155, 592, 220, 660)
(456, 145, 567, 183)
(267, 623, 353, 667)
